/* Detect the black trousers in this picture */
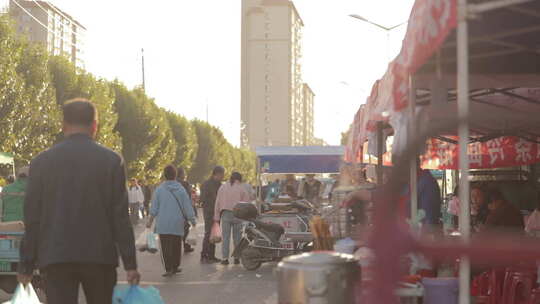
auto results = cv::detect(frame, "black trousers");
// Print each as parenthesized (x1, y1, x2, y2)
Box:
(201, 210, 216, 258)
(160, 234, 183, 272)
(43, 263, 117, 304)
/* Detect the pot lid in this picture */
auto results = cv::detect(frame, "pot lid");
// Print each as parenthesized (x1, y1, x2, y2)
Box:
(282, 251, 357, 265)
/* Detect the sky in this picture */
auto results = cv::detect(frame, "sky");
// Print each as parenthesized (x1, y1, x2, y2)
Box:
(43, 0, 414, 147)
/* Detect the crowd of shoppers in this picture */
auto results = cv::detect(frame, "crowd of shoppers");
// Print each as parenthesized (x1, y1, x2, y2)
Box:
(9, 98, 258, 303)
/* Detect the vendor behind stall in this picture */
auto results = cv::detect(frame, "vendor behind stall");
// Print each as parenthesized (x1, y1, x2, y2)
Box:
(483, 189, 524, 233)
(281, 174, 299, 195)
(303, 174, 322, 206)
(400, 168, 442, 227)
(471, 185, 490, 231)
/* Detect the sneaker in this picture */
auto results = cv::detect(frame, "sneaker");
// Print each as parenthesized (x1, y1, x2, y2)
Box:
(200, 257, 211, 264)
(173, 267, 182, 274)
(162, 271, 174, 277)
(234, 258, 240, 265)
(184, 245, 195, 253)
(208, 257, 221, 263)
(220, 259, 230, 265)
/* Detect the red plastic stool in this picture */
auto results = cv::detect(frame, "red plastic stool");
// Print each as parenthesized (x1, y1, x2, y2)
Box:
(529, 288, 540, 304)
(502, 268, 537, 304)
(488, 268, 508, 304)
(474, 271, 492, 304)
(473, 268, 507, 304)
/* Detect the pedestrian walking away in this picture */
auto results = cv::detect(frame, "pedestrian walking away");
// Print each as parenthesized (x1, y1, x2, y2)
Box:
(200, 166, 225, 264)
(214, 172, 250, 265)
(128, 178, 145, 225)
(177, 167, 195, 253)
(18, 99, 140, 304)
(140, 179, 152, 218)
(147, 165, 197, 277)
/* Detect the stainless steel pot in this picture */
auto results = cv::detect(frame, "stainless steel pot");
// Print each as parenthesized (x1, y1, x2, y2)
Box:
(276, 251, 360, 304)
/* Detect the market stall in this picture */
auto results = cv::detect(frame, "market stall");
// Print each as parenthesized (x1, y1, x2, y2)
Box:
(254, 146, 344, 231)
(256, 146, 344, 174)
(345, 0, 540, 303)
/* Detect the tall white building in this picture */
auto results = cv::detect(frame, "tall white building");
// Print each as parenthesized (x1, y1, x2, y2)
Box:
(9, 0, 85, 68)
(241, 0, 315, 148)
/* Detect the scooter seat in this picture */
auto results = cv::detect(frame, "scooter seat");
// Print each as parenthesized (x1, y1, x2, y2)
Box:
(253, 220, 284, 243)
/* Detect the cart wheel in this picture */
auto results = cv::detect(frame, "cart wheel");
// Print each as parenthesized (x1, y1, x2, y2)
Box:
(241, 247, 262, 271)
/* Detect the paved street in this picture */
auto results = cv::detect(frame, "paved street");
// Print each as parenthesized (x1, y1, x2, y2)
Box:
(0, 215, 278, 303)
(121, 219, 278, 304)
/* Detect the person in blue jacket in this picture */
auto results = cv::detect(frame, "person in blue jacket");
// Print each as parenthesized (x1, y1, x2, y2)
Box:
(147, 165, 196, 277)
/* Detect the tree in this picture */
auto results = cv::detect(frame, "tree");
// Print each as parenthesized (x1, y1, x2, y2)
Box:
(341, 127, 351, 146)
(189, 120, 219, 183)
(48, 56, 122, 151)
(113, 83, 174, 182)
(166, 111, 197, 173)
(143, 107, 176, 181)
(0, 17, 61, 165)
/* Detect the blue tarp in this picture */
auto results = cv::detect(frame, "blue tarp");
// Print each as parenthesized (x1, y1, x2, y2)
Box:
(256, 146, 344, 174)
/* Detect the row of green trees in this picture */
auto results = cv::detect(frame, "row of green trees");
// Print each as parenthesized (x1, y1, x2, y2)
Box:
(0, 16, 256, 184)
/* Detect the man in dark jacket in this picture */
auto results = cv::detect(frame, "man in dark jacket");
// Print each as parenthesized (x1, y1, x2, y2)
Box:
(177, 167, 195, 253)
(200, 166, 224, 263)
(140, 179, 152, 218)
(18, 99, 140, 304)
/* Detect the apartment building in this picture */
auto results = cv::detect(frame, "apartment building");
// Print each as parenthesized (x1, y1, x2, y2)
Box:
(241, 0, 315, 148)
(9, 0, 85, 67)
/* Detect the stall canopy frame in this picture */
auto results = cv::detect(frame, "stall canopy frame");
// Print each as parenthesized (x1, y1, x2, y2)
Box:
(346, 0, 540, 303)
(255, 146, 345, 174)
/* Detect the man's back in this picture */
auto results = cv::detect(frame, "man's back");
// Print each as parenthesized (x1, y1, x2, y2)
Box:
(200, 178, 220, 212)
(20, 134, 136, 273)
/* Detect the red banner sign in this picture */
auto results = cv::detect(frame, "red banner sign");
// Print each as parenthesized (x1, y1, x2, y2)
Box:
(421, 137, 540, 170)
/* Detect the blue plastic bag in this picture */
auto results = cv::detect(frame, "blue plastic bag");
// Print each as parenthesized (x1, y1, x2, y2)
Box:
(113, 285, 164, 304)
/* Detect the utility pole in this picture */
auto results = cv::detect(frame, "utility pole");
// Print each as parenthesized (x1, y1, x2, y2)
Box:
(141, 48, 146, 92)
(206, 99, 209, 123)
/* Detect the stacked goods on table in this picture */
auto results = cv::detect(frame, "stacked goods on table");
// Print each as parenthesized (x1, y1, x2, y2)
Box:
(309, 216, 333, 250)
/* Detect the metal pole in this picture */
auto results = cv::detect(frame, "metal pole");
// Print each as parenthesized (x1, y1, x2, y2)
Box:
(12, 160, 16, 180)
(457, 0, 471, 303)
(376, 121, 384, 185)
(409, 76, 418, 225)
(141, 48, 146, 92)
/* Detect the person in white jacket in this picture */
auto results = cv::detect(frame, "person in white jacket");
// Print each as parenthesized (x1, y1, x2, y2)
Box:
(128, 178, 145, 225)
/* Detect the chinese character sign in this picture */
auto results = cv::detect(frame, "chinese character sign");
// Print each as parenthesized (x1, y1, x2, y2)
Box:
(421, 137, 540, 170)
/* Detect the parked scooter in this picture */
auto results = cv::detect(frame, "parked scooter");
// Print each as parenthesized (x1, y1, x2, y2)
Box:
(232, 201, 315, 271)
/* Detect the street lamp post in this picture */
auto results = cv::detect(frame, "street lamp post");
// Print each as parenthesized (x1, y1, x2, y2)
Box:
(349, 14, 408, 60)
